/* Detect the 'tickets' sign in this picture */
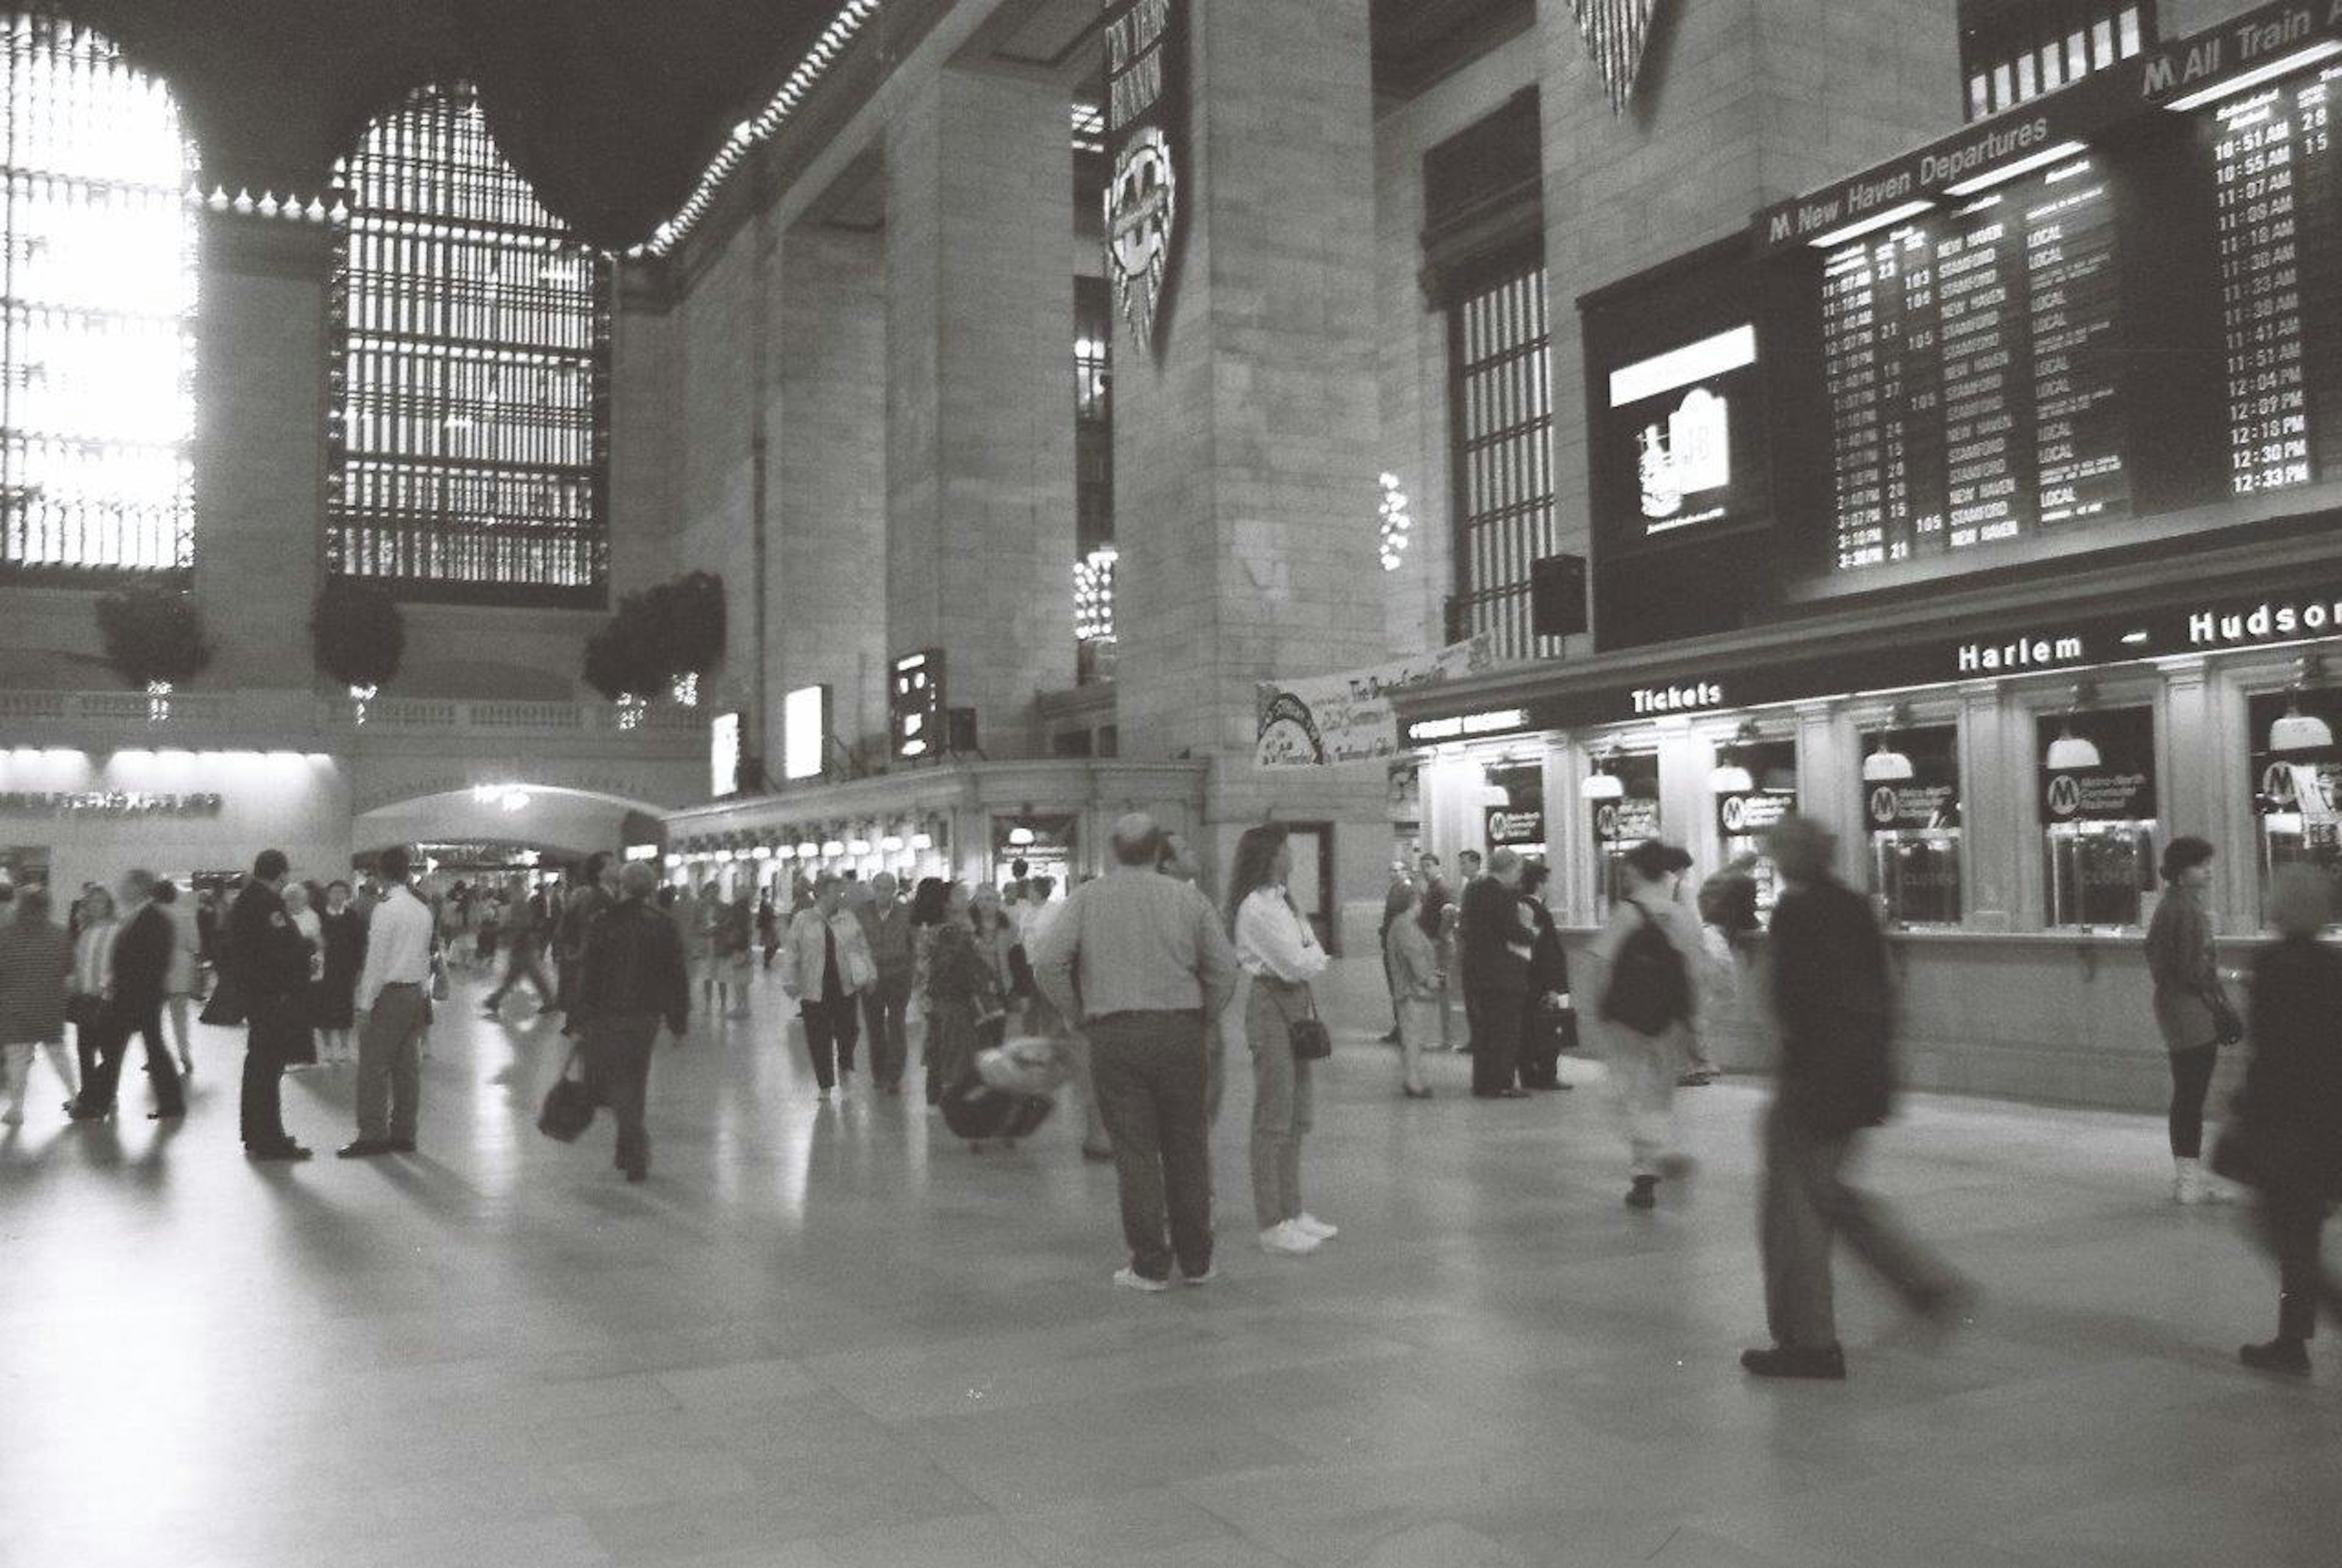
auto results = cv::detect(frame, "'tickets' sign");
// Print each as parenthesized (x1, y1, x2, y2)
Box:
(1102, 0, 1189, 356)
(2038, 707, 2158, 825)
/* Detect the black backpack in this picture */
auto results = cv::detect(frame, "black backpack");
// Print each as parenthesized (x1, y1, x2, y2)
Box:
(1600, 904, 1690, 1036)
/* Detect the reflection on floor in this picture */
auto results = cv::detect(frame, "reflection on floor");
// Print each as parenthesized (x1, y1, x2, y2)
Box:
(2, 967, 2335, 1568)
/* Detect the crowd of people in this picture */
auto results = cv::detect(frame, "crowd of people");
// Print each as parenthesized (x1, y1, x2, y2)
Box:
(1, 809, 2337, 1380)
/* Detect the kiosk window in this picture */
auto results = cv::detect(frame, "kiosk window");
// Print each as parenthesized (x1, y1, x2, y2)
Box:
(2039, 707, 2158, 929)
(1591, 751, 1661, 915)
(2251, 687, 2342, 916)
(1863, 726, 1963, 926)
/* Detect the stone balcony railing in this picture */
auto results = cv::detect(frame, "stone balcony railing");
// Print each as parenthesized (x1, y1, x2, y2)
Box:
(0, 688, 706, 746)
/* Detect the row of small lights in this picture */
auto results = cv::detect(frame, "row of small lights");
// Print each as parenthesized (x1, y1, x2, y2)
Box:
(185, 184, 338, 223)
(1073, 545, 1118, 643)
(667, 827, 936, 868)
(637, 0, 883, 259)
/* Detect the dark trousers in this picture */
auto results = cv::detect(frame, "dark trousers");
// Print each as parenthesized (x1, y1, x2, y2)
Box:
(487, 940, 553, 1008)
(1467, 986, 1523, 1095)
(861, 975, 911, 1089)
(2257, 1189, 2342, 1342)
(1089, 1011, 1213, 1283)
(583, 1014, 658, 1173)
(240, 1045, 288, 1149)
(1761, 1100, 1956, 1350)
(1518, 995, 1562, 1089)
(2168, 1043, 2218, 1159)
(79, 1001, 182, 1114)
(800, 995, 860, 1090)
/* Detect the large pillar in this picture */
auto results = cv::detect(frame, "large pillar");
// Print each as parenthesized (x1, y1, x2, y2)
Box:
(884, 67, 1076, 760)
(192, 212, 327, 700)
(773, 218, 890, 760)
(1112, 0, 1392, 914)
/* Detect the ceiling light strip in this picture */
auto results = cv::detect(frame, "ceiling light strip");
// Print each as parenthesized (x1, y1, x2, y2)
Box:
(639, 0, 884, 258)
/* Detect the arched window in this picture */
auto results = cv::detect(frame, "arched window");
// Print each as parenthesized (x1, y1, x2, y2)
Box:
(0, 14, 196, 576)
(328, 82, 611, 604)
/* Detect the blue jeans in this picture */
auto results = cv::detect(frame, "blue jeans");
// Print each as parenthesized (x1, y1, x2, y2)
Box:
(1087, 1012, 1214, 1282)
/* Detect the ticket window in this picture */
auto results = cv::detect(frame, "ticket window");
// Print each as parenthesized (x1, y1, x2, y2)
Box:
(2251, 687, 2342, 914)
(994, 814, 1078, 895)
(1714, 740, 1797, 915)
(2038, 707, 2158, 930)
(1588, 751, 1661, 916)
(1861, 725, 1963, 927)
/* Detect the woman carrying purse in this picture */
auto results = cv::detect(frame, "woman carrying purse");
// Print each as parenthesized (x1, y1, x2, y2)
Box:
(1229, 823, 1334, 1258)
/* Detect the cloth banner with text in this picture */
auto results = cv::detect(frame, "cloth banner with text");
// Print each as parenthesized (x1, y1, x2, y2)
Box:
(1255, 637, 1496, 768)
(1101, 0, 1190, 356)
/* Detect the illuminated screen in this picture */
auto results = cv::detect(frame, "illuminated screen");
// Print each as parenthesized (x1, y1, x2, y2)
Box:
(782, 686, 828, 782)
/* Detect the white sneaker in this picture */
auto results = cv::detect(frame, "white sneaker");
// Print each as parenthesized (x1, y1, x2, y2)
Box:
(1292, 1214, 1338, 1242)
(1114, 1266, 1170, 1293)
(1258, 1221, 1321, 1256)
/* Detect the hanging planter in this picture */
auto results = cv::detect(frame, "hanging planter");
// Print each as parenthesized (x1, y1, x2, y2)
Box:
(94, 587, 212, 721)
(582, 612, 666, 724)
(310, 579, 406, 724)
(647, 571, 726, 706)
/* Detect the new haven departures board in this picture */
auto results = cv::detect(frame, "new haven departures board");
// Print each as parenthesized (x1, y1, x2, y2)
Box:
(1581, 0, 2342, 651)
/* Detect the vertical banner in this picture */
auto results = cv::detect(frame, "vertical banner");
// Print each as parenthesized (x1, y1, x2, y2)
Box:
(1102, 0, 1190, 356)
(1571, 0, 1663, 115)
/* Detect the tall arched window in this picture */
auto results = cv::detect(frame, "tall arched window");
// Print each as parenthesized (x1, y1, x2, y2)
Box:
(328, 82, 611, 604)
(0, 14, 196, 576)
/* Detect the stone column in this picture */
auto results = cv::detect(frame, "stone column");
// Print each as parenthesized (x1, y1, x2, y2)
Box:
(885, 66, 1076, 760)
(1111, 0, 1394, 912)
(773, 219, 890, 759)
(192, 212, 328, 700)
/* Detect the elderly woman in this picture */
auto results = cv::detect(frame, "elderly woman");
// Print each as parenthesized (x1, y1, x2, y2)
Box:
(0, 886, 77, 1125)
(2229, 865, 2342, 1376)
(2146, 836, 2241, 1205)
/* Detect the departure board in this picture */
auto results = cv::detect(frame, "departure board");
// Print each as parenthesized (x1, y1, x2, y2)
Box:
(2204, 67, 2342, 499)
(1819, 154, 2128, 571)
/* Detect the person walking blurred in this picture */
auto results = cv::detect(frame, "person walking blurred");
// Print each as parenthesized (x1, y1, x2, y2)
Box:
(923, 883, 1003, 1101)
(482, 878, 554, 1017)
(2146, 836, 2243, 1205)
(64, 885, 119, 1098)
(1033, 813, 1239, 1291)
(1230, 823, 1336, 1258)
(2227, 865, 2342, 1376)
(70, 870, 185, 1122)
(230, 850, 316, 1161)
(157, 879, 200, 1078)
(0, 886, 76, 1125)
(340, 847, 435, 1159)
(1590, 840, 1699, 1206)
(573, 861, 691, 1182)
(1742, 816, 1968, 1381)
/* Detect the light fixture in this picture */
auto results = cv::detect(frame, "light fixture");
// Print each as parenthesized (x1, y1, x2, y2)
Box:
(774, 844, 796, 861)
(847, 838, 872, 855)
(2045, 724, 2101, 771)
(714, 850, 735, 864)
(2272, 658, 2335, 751)
(1008, 826, 1037, 848)
(910, 832, 935, 852)
(662, 854, 681, 869)
(1377, 473, 1413, 571)
(796, 840, 819, 859)
(2161, 41, 2342, 113)
(881, 834, 906, 853)
(822, 840, 846, 857)
(1583, 750, 1625, 801)
(1863, 707, 1915, 783)
(1709, 720, 1760, 794)
(1940, 140, 2091, 197)
(751, 846, 773, 861)
(1807, 199, 1937, 251)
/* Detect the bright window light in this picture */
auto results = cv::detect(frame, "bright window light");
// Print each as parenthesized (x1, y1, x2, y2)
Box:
(0, 15, 196, 573)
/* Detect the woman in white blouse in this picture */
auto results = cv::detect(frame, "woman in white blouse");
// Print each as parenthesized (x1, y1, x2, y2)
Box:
(1229, 824, 1335, 1258)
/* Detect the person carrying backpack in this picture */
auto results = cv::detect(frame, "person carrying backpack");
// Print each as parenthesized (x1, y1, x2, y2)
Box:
(1591, 838, 1699, 1208)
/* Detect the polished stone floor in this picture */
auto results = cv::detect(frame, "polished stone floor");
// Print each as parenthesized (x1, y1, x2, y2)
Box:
(2, 967, 2335, 1568)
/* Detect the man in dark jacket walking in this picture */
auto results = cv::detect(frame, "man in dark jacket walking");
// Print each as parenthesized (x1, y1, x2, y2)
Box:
(231, 850, 316, 1160)
(70, 870, 185, 1120)
(1744, 816, 1968, 1380)
(571, 861, 690, 1181)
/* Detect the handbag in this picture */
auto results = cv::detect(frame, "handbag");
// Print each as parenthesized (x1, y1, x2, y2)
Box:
(2210, 992, 2244, 1047)
(1266, 981, 1333, 1061)
(537, 1048, 597, 1143)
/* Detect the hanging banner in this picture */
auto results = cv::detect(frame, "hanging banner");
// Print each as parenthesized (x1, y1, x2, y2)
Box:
(1256, 637, 1497, 768)
(1572, 0, 1664, 115)
(1102, 0, 1190, 356)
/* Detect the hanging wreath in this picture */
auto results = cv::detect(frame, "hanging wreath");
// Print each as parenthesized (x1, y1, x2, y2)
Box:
(93, 587, 213, 690)
(309, 579, 406, 692)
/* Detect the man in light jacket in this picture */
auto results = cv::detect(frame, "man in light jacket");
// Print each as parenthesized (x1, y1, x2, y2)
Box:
(782, 874, 875, 1097)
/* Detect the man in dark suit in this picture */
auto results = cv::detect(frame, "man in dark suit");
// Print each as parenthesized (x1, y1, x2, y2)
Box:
(231, 848, 315, 1161)
(1744, 816, 1968, 1381)
(68, 869, 185, 1120)
(1461, 849, 1533, 1098)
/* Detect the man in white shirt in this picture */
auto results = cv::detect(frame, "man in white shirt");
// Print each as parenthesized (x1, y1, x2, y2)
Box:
(342, 845, 435, 1158)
